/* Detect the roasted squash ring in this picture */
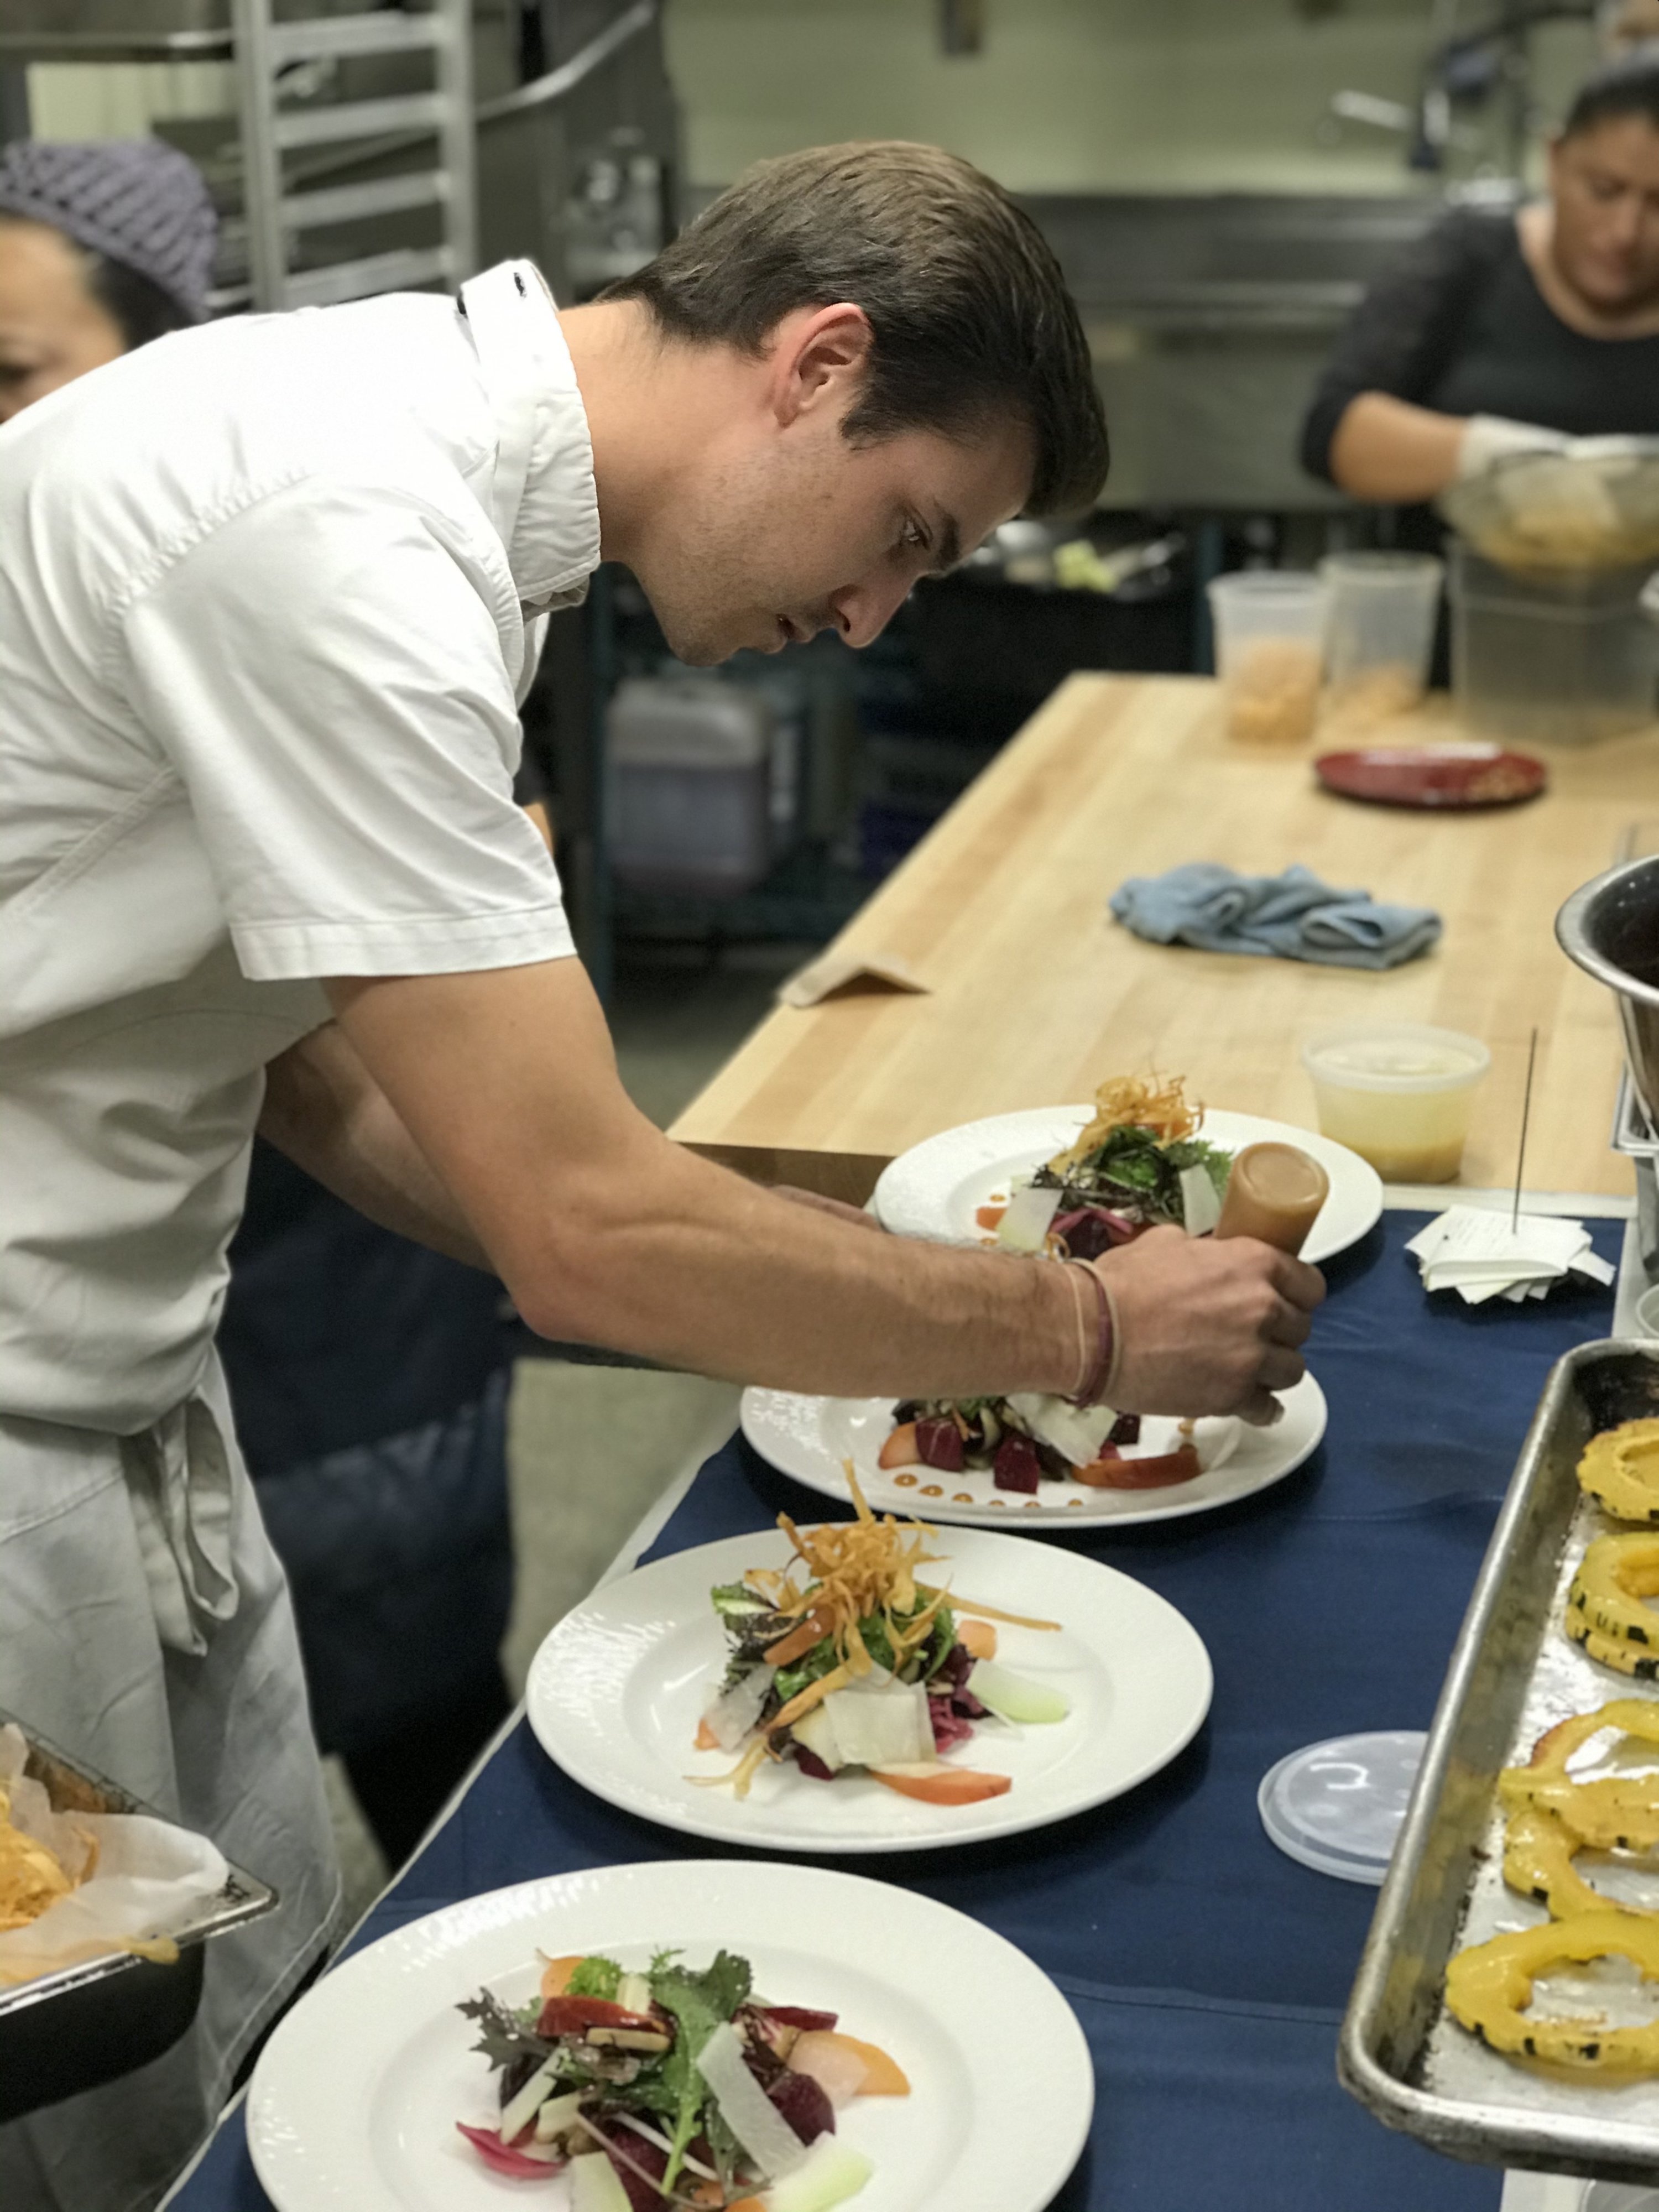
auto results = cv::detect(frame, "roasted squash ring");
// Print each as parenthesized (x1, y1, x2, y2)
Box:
(1570, 1533, 1659, 1648)
(1446, 1910, 1659, 2073)
(1578, 1421, 1659, 1525)
(1565, 1597, 1659, 1681)
(1504, 1803, 1658, 1920)
(1499, 1700, 1659, 1849)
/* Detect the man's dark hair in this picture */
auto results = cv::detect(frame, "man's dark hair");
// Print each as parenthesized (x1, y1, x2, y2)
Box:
(605, 140, 1109, 518)
(1563, 49, 1659, 140)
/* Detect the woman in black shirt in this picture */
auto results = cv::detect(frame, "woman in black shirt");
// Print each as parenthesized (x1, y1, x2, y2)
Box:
(1302, 50, 1659, 514)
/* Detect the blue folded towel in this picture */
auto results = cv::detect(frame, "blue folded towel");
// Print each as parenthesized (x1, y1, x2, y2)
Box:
(1109, 862, 1441, 971)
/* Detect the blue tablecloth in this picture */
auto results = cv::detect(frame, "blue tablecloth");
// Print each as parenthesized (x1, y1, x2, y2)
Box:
(177, 1211, 1624, 2212)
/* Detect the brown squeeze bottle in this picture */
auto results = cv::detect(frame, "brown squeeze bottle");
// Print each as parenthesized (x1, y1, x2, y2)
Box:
(1214, 1142, 1329, 1258)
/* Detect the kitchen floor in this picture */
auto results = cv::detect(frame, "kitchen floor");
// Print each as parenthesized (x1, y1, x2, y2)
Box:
(326, 939, 815, 1924)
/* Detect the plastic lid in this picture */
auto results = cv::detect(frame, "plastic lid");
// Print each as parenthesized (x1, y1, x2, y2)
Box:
(1258, 1730, 1426, 1885)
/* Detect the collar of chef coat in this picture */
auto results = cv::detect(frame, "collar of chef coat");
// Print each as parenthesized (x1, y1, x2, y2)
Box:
(459, 259, 601, 615)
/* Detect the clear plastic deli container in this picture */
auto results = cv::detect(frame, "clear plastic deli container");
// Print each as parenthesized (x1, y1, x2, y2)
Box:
(1207, 571, 1328, 746)
(1449, 543, 1659, 746)
(1301, 1022, 1490, 1183)
(607, 676, 776, 898)
(1319, 551, 1443, 722)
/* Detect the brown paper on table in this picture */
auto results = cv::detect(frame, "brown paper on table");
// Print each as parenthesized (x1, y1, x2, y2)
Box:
(776, 950, 930, 1009)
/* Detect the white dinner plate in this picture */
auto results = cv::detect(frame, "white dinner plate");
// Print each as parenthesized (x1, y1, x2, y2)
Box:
(525, 1528, 1211, 1854)
(872, 1104, 1383, 1265)
(247, 1859, 1094, 2212)
(741, 1372, 1327, 1531)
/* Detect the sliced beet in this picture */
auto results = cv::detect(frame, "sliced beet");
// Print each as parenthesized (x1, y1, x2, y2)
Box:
(928, 1694, 974, 1751)
(993, 1434, 1041, 1493)
(766, 2064, 836, 2145)
(791, 1745, 835, 1782)
(1063, 1213, 1116, 1261)
(1109, 1412, 1142, 1447)
(587, 2122, 668, 2211)
(914, 1415, 966, 1472)
(763, 2004, 838, 2033)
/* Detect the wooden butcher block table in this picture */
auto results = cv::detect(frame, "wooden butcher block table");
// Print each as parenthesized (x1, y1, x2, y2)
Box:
(670, 674, 1659, 1203)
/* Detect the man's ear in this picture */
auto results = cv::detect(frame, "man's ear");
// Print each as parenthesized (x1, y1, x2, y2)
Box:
(765, 301, 874, 429)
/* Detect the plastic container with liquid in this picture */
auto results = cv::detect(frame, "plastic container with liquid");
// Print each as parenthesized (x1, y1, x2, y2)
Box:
(1301, 1022, 1490, 1183)
(1449, 543, 1659, 746)
(1206, 571, 1328, 745)
(1319, 551, 1443, 722)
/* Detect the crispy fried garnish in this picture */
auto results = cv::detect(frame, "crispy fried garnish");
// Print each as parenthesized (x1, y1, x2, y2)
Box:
(743, 1465, 950, 1696)
(1048, 1072, 1202, 1176)
(0, 1782, 81, 1932)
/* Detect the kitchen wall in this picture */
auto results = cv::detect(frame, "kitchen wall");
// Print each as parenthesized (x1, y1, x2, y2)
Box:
(27, 60, 234, 139)
(27, 0, 1598, 199)
(666, 0, 1599, 195)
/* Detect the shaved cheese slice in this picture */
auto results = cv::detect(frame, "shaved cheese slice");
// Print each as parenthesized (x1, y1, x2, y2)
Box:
(696, 2021, 812, 2180)
(996, 1182, 1062, 1253)
(1005, 1394, 1118, 1469)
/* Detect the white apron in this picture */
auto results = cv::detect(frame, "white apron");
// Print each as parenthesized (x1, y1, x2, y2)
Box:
(0, 1364, 340, 2212)
(0, 945, 343, 2212)
(0, 258, 597, 2207)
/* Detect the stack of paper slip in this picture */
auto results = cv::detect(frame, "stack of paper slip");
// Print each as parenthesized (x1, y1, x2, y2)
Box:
(1406, 1206, 1616, 1305)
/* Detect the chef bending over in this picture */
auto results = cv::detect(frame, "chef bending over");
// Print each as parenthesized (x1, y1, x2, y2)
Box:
(0, 137, 1322, 2209)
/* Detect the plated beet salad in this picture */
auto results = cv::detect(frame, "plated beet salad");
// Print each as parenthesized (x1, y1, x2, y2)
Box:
(457, 1944, 905, 2210)
(692, 1477, 1067, 1807)
(979, 1072, 1232, 1258)
(881, 1394, 1203, 1495)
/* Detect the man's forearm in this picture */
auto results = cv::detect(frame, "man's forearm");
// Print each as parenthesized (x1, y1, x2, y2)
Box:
(510, 1138, 1083, 1399)
(1329, 392, 1465, 503)
(321, 968, 1084, 1397)
(322, 963, 1317, 1419)
(258, 1022, 493, 1269)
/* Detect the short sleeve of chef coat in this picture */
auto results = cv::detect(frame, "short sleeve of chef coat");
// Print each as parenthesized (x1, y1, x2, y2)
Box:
(118, 473, 576, 981)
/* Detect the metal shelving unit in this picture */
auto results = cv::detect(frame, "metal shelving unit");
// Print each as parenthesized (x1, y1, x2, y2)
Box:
(231, 0, 474, 311)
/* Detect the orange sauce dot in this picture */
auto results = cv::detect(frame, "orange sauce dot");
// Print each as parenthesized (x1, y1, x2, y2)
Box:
(920, 1484, 943, 1498)
(989, 1497, 1007, 1508)
(892, 1473, 919, 1488)
(1066, 1497, 1084, 1507)
(952, 1493, 974, 1504)
(1023, 1499, 1041, 1509)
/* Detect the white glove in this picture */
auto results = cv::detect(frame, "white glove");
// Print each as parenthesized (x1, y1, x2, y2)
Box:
(1457, 414, 1571, 481)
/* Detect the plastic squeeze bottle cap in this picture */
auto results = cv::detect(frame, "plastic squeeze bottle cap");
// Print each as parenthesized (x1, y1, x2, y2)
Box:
(1214, 1142, 1329, 1257)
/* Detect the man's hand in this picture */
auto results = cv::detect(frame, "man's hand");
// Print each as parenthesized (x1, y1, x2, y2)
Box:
(1097, 1226, 1324, 1426)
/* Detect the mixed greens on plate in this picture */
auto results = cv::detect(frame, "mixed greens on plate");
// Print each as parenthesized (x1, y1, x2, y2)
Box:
(982, 1073, 1233, 1259)
(458, 1944, 905, 2210)
(693, 1478, 1067, 1808)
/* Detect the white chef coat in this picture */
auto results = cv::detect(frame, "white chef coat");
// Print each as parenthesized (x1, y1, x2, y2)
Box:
(0, 260, 599, 2210)
(0, 257, 593, 1431)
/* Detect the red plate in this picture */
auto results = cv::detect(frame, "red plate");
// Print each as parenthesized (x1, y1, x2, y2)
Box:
(1315, 743, 1546, 810)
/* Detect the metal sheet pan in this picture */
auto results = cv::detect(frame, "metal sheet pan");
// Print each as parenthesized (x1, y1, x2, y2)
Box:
(0, 1712, 276, 2124)
(1340, 1341, 1659, 2185)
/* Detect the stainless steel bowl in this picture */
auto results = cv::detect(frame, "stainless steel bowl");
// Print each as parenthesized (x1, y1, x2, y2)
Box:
(1441, 437, 1659, 572)
(1557, 856, 1659, 1126)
